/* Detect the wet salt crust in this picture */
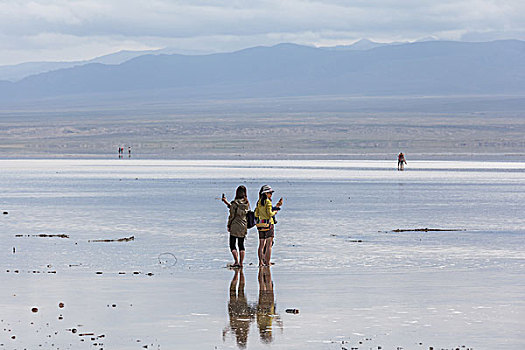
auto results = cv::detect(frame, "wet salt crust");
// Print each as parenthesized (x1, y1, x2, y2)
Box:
(0, 160, 524, 349)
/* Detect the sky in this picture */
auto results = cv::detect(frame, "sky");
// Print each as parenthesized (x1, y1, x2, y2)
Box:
(0, 0, 524, 66)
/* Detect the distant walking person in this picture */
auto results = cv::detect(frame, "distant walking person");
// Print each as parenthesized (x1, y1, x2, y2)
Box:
(255, 185, 283, 267)
(128, 146, 132, 158)
(227, 185, 250, 268)
(397, 152, 407, 171)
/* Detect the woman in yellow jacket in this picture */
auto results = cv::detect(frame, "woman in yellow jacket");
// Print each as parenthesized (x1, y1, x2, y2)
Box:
(255, 185, 283, 266)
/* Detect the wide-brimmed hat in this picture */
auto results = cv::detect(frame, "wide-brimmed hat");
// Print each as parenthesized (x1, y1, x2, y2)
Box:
(260, 185, 274, 194)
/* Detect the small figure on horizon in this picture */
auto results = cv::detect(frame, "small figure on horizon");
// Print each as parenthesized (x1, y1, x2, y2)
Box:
(398, 152, 407, 171)
(118, 147, 122, 158)
(128, 146, 132, 158)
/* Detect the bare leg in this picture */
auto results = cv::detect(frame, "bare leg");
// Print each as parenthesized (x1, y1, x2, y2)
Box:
(231, 249, 239, 266)
(264, 237, 273, 266)
(239, 250, 245, 267)
(258, 239, 266, 266)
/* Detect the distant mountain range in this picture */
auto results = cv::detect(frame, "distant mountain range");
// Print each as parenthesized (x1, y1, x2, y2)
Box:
(0, 40, 524, 103)
(320, 38, 409, 51)
(0, 39, 414, 82)
(0, 49, 163, 82)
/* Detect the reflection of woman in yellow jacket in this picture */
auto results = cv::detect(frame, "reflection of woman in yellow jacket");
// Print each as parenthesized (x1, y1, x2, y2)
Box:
(257, 266, 276, 343)
(255, 185, 283, 266)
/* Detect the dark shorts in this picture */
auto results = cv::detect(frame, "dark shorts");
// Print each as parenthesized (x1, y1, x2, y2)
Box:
(258, 225, 274, 240)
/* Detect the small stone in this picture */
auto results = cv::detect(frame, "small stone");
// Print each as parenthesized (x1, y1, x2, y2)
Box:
(31, 307, 38, 313)
(58, 302, 65, 308)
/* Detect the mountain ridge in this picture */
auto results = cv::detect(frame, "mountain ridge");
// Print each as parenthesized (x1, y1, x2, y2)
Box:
(1, 40, 524, 103)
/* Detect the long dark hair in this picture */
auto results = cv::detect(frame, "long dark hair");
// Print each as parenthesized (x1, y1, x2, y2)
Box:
(258, 186, 268, 207)
(235, 185, 247, 200)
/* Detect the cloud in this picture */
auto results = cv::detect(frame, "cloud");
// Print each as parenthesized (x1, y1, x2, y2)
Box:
(0, 0, 523, 65)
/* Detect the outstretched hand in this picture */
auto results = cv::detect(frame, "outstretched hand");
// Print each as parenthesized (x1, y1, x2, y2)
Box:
(276, 197, 283, 207)
(222, 193, 231, 208)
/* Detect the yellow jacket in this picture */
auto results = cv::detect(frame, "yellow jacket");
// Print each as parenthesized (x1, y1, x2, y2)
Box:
(255, 199, 277, 229)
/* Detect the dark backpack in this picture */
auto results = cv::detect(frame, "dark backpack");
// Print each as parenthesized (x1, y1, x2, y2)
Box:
(246, 210, 256, 229)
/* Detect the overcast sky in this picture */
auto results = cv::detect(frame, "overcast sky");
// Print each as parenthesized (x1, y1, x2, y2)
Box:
(0, 0, 524, 65)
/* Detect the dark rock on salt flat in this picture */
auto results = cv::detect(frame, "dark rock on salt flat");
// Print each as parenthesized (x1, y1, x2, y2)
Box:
(285, 308, 299, 314)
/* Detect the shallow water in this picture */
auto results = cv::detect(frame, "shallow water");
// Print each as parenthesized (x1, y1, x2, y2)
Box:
(0, 159, 524, 349)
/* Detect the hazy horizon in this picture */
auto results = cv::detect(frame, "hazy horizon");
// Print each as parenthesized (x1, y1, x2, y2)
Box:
(1, 0, 524, 66)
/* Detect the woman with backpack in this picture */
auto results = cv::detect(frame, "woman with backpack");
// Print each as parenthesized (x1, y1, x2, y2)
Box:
(227, 185, 250, 268)
(255, 185, 283, 267)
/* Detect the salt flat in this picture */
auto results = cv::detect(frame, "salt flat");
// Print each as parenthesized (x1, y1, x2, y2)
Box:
(0, 160, 524, 349)
(1, 95, 524, 160)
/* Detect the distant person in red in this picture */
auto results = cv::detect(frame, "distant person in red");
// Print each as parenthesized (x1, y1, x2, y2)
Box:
(397, 152, 407, 171)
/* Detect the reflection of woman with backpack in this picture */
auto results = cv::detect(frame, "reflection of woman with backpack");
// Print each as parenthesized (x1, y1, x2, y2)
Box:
(255, 185, 283, 267)
(226, 186, 251, 268)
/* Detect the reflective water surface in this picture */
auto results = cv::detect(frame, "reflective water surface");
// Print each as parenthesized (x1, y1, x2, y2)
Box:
(0, 160, 524, 349)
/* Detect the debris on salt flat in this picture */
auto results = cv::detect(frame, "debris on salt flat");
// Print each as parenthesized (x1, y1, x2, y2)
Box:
(89, 235, 134, 243)
(391, 228, 466, 233)
(15, 233, 69, 238)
